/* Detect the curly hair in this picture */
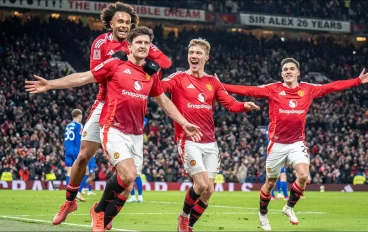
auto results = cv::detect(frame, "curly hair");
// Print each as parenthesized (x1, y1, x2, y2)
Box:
(100, 2, 139, 31)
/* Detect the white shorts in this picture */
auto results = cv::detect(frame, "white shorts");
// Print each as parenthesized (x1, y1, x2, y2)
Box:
(266, 141, 310, 178)
(100, 126, 143, 175)
(82, 100, 104, 143)
(178, 140, 220, 179)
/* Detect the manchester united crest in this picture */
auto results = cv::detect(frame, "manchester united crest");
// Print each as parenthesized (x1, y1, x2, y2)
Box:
(190, 160, 196, 166)
(267, 167, 272, 173)
(297, 90, 304, 97)
(206, 84, 213, 91)
(114, 152, 120, 159)
(82, 131, 87, 137)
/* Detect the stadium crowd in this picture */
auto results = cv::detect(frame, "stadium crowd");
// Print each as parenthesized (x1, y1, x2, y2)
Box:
(0, 15, 367, 185)
(95, 0, 368, 24)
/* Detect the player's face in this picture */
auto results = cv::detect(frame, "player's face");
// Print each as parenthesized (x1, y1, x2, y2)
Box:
(188, 45, 208, 73)
(128, 35, 151, 59)
(110, 12, 131, 41)
(281, 62, 300, 84)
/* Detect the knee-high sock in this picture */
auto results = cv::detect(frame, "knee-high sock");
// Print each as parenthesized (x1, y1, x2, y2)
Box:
(104, 194, 128, 227)
(276, 178, 281, 194)
(95, 174, 128, 212)
(182, 186, 201, 215)
(79, 175, 88, 193)
(281, 181, 288, 197)
(136, 176, 143, 195)
(66, 176, 70, 186)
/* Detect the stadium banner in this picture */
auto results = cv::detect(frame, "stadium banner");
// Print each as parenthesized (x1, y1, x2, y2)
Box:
(1, 181, 367, 192)
(0, 0, 205, 22)
(239, 13, 351, 33)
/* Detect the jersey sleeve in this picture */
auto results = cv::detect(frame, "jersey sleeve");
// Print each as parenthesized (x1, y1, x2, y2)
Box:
(223, 83, 272, 99)
(161, 72, 181, 93)
(147, 43, 172, 69)
(90, 37, 107, 69)
(214, 79, 248, 113)
(91, 58, 120, 83)
(309, 77, 362, 98)
(149, 73, 164, 97)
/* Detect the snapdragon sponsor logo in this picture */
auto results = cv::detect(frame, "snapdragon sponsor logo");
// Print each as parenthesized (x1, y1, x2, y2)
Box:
(279, 109, 305, 114)
(122, 90, 148, 100)
(187, 103, 212, 110)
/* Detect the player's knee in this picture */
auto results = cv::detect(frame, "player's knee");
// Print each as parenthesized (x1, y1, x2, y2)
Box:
(76, 153, 89, 166)
(298, 173, 309, 183)
(266, 179, 276, 190)
(206, 184, 215, 196)
(121, 173, 136, 185)
(195, 182, 209, 194)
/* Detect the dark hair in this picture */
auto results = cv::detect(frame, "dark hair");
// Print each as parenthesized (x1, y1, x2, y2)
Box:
(127, 26, 154, 44)
(71, 109, 82, 118)
(100, 2, 139, 31)
(281, 58, 300, 69)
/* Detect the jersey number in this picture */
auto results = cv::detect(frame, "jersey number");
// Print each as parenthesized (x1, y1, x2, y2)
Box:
(65, 126, 75, 141)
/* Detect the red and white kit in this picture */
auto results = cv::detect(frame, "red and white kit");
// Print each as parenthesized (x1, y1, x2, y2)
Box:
(162, 70, 248, 178)
(224, 78, 362, 177)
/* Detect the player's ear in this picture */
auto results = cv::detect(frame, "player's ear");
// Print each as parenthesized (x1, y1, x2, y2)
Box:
(109, 21, 113, 29)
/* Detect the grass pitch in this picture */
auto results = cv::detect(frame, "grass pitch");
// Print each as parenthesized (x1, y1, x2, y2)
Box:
(0, 190, 367, 231)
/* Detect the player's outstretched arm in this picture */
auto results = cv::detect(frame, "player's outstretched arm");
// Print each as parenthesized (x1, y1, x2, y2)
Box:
(154, 93, 203, 142)
(359, 68, 368, 83)
(25, 71, 96, 94)
(312, 68, 367, 98)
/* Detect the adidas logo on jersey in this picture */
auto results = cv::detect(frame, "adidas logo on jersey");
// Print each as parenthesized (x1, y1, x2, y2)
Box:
(187, 84, 195, 89)
(123, 68, 131, 74)
(107, 50, 115, 56)
(279, 91, 286, 96)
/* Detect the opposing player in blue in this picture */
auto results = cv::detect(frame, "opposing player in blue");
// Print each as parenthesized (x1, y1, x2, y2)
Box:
(127, 117, 148, 203)
(64, 109, 88, 202)
(86, 155, 97, 196)
(264, 126, 289, 200)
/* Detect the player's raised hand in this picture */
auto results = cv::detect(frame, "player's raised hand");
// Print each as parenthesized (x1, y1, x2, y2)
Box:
(359, 68, 368, 84)
(244, 101, 260, 110)
(25, 75, 51, 94)
(182, 122, 203, 142)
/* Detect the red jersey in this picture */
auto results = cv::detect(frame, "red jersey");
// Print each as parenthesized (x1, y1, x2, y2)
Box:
(161, 70, 248, 143)
(91, 57, 164, 135)
(223, 78, 362, 144)
(90, 32, 171, 101)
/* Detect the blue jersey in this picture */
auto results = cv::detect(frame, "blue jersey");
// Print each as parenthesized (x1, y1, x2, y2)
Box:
(64, 121, 83, 156)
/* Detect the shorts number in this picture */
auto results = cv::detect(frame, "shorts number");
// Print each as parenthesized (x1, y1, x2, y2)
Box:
(301, 146, 307, 153)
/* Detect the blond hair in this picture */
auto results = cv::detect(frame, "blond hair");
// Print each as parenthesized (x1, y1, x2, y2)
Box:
(281, 58, 300, 69)
(188, 38, 211, 55)
(71, 109, 82, 119)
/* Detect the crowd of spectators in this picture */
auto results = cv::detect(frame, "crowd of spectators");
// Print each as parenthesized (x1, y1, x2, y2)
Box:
(0, 16, 367, 185)
(95, 0, 368, 24)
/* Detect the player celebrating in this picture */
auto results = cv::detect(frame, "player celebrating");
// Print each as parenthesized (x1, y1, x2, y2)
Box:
(161, 38, 259, 232)
(38, 1, 171, 228)
(26, 26, 202, 232)
(223, 58, 368, 230)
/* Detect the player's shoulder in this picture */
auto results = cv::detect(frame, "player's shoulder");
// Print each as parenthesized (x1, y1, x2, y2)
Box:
(258, 82, 281, 89)
(300, 81, 322, 87)
(162, 70, 187, 81)
(91, 32, 112, 49)
(93, 57, 123, 71)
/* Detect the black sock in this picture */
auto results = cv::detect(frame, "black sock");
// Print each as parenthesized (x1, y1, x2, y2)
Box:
(104, 195, 127, 227)
(189, 200, 207, 227)
(66, 183, 80, 201)
(183, 186, 201, 215)
(95, 174, 127, 212)
(287, 182, 304, 208)
(259, 189, 271, 215)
